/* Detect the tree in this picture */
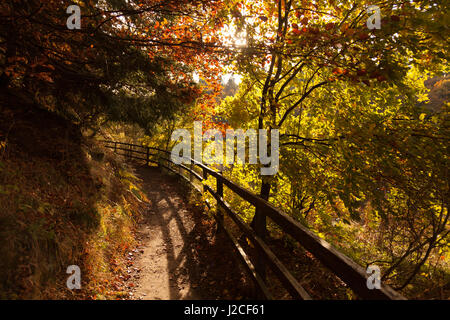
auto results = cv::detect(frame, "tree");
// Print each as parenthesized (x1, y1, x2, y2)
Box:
(0, 0, 227, 132)
(220, 0, 448, 290)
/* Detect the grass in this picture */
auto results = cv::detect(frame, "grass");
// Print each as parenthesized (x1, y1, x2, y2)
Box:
(0, 102, 147, 299)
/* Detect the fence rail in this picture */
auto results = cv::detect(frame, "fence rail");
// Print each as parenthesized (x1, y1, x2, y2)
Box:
(100, 139, 406, 300)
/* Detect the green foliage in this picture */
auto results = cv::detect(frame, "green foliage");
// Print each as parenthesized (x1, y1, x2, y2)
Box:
(216, 0, 449, 296)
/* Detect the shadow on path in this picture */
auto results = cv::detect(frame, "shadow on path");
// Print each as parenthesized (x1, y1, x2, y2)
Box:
(129, 165, 253, 300)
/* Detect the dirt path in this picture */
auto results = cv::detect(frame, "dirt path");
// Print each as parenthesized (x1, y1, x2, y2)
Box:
(125, 166, 252, 300)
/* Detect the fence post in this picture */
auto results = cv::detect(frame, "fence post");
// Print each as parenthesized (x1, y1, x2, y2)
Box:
(189, 160, 193, 184)
(146, 147, 149, 166)
(202, 167, 208, 195)
(216, 174, 224, 231)
(114, 142, 117, 153)
(254, 206, 267, 296)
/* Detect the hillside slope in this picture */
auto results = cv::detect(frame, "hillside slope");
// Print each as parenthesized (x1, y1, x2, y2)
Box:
(0, 91, 147, 299)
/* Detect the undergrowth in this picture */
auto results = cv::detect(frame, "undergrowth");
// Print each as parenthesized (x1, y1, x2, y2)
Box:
(0, 100, 147, 299)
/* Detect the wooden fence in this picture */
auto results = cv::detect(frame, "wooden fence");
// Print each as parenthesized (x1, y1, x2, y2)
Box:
(100, 140, 406, 300)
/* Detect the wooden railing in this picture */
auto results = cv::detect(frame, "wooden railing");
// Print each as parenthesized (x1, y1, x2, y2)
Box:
(101, 140, 406, 300)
